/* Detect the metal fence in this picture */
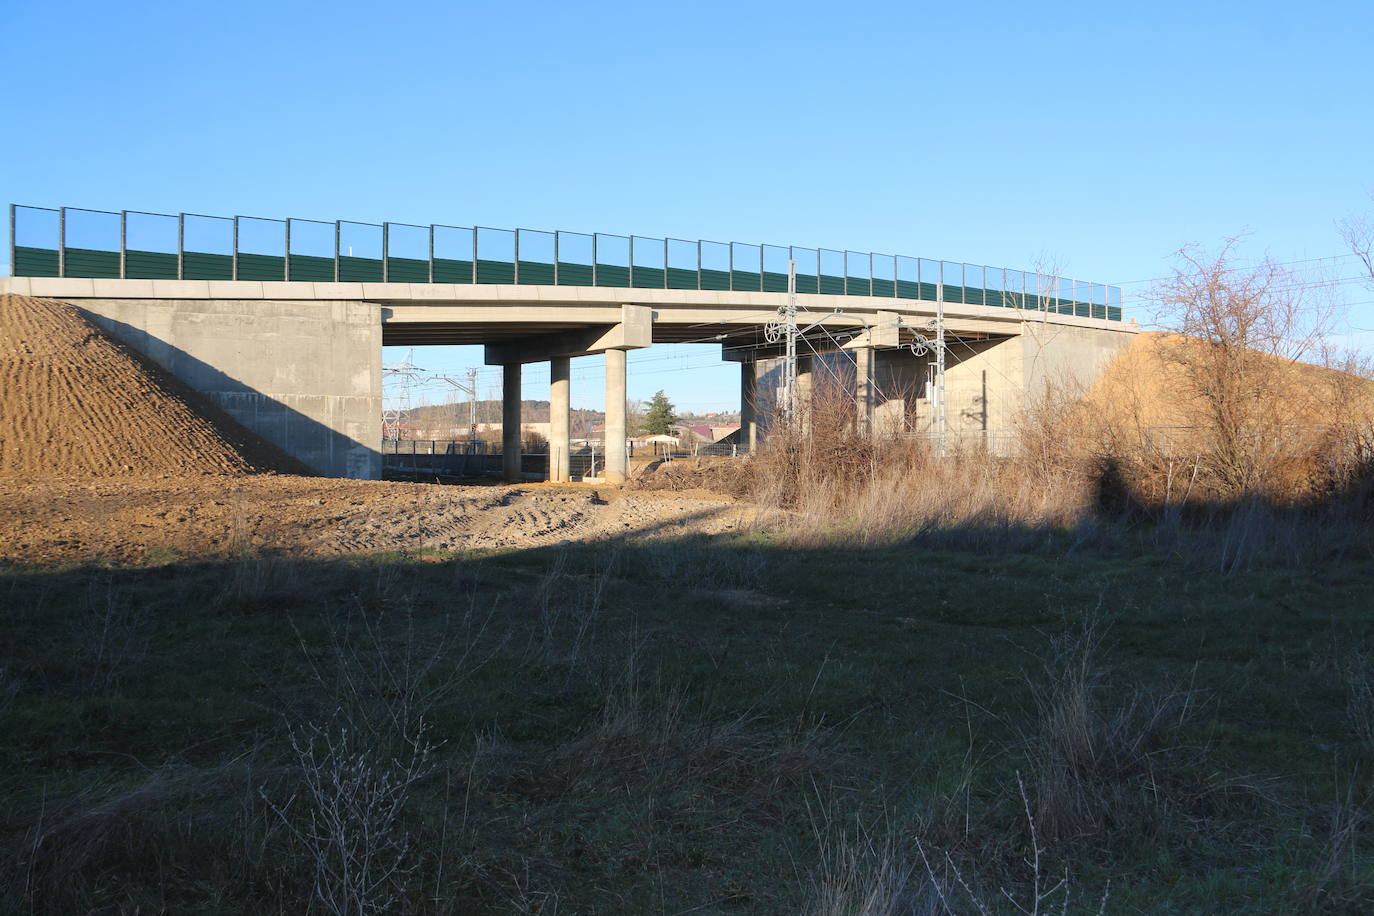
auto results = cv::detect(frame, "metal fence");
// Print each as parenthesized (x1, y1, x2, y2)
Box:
(381, 437, 751, 479)
(8, 203, 1124, 321)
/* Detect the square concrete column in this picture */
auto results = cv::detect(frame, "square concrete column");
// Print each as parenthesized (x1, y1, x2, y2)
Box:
(855, 346, 873, 434)
(502, 362, 522, 482)
(604, 348, 628, 483)
(739, 360, 758, 451)
(796, 354, 814, 432)
(549, 356, 571, 482)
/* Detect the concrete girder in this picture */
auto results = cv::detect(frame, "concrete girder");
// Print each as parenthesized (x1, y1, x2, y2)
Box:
(482, 304, 652, 365)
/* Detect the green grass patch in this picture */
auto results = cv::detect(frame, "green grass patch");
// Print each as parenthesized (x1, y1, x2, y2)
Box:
(2, 534, 1373, 912)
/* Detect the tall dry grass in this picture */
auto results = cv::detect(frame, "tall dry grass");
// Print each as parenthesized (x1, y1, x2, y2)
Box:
(745, 373, 1374, 568)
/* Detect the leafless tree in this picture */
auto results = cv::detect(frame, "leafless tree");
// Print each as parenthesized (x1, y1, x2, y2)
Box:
(1150, 237, 1338, 496)
(1338, 194, 1374, 286)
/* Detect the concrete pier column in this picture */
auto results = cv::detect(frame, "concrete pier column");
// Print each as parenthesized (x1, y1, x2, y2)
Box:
(604, 348, 628, 484)
(502, 362, 522, 482)
(855, 346, 873, 434)
(549, 356, 571, 482)
(795, 354, 814, 431)
(740, 360, 758, 451)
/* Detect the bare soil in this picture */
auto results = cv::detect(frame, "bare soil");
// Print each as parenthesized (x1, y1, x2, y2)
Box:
(0, 293, 749, 565)
(0, 476, 749, 565)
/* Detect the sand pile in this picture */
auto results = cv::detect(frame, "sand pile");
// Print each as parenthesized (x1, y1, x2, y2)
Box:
(1079, 332, 1374, 429)
(0, 294, 310, 477)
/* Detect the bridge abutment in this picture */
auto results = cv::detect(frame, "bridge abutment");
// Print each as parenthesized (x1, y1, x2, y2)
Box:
(56, 296, 382, 478)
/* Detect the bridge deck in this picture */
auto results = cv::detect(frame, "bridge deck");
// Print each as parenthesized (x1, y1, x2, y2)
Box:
(0, 276, 1134, 348)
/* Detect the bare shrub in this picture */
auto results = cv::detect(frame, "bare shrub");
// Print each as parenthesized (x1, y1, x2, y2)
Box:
(916, 774, 1110, 916)
(265, 720, 437, 916)
(1150, 238, 1339, 499)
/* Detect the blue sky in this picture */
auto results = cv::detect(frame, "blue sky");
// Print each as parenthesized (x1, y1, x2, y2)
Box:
(4, 0, 1372, 411)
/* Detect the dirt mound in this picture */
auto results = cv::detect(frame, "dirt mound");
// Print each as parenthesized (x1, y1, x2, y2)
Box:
(630, 456, 754, 497)
(1081, 332, 1374, 429)
(0, 294, 311, 478)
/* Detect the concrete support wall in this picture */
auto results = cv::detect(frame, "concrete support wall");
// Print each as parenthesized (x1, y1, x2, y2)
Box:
(1021, 321, 1136, 397)
(74, 298, 381, 478)
(943, 336, 1025, 436)
(855, 346, 874, 434)
(739, 361, 758, 450)
(604, 348, 627, 483)
(502, 363, 522, 482)
(549, 356, 571, 482)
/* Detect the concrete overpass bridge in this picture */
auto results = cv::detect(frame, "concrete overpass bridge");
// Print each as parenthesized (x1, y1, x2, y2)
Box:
(4, 204, 1138, 481)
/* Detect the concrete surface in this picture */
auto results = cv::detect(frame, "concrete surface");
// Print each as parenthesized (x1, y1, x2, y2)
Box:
(70, 297, 381, 478)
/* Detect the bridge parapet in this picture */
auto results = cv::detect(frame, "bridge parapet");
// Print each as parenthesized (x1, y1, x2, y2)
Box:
(10, 203, 1125, 321)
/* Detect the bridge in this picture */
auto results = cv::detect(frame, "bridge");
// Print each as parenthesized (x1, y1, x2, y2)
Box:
(4, 204, 1138, 481)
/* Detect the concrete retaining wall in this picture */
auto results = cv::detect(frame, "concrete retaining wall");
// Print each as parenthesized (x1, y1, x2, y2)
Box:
(74, 298, 382, 479)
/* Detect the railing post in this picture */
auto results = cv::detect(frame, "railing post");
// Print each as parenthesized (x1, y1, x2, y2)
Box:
(58, 207, 66, 277)
(8, 204, 14, 278)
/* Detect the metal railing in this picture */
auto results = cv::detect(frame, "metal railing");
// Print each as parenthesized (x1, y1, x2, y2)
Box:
(9, 203, 1124, 321)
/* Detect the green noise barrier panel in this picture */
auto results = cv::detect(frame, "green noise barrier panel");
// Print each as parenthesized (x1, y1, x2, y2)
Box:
(62, 247, 121, 278)
(557, 263, 593, 286)
(15, 246, 60, 277)
(731, 270, 761, 292)
(795, 273, 820, 295)
(183, 251, 233, 280)
(762, 271, 789, 293)
(236, 253, 285, 281)
(125, 250, 179, 280)
(387, 256, 429, 283)
(518, 260, 555, 285)
(897, 279, 920, 299)
(819, 275, 844, 295)
(667, 267, 698, 289)
(631, 267, 665, 289)
(339, 256, 383, 283)
(476, 259, 515, 285)
(289, 254, 335, 282)
(595, 264, 629, 287)
(700, 269, 729, 291)
(846, 278, 871, 297)
(433, 258, 473, 283)
(872, 278, 895, 298)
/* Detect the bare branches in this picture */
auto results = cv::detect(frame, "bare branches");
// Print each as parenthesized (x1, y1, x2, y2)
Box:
(1149, 238, 1341, 495)
(1338, 199, 1374, 286)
